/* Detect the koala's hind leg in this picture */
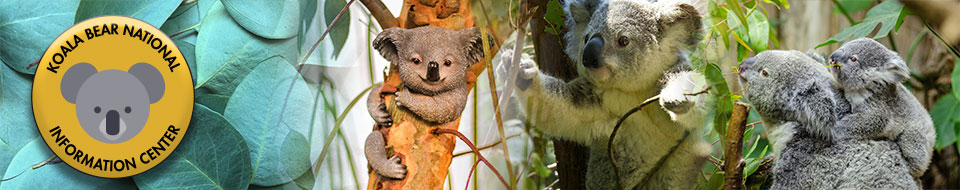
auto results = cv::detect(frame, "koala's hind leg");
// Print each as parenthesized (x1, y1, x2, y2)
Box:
(364, 131, 407, 179)
(897, 129, 934, 177)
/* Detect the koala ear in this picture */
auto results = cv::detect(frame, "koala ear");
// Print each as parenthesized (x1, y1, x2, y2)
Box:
(61, 63, 98, 104)
(129, 63, 165, 103)
(373, 28, 404, 63)
(565, 0, 598, 29)
(462, 27, 492, 64)
(885, 52, 910, 82)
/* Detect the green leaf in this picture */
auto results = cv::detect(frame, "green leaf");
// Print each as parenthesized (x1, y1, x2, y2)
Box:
(817, 0, 905, 48)
(133, 104, 252, 190)
(0, 0, 79, 74)
(952, 56, 960, 101)
(2, 138, 135, 189)
(746, 11, 770, 52)
(249, 170, 315, 190)
(930, 93, 960, 150)
(221, 0, 300, 39)
(324, 0, 351, 58)
(705, 171, 724, 190)
(0, 63, 39, 177)
(195, 1, 298, 97)
(160, 2, 206, 45)
(543, 0, 565, 36)
(708, 0, 730, 46)
(725, 0, 749, 31)
(223, 58, 313, 186)
(833, 0, 873, 14)
(743, 157, 762, 179)
(75, 0, 180, 28)
(705, 63, 733, 135)
(196, 94, 231, 115)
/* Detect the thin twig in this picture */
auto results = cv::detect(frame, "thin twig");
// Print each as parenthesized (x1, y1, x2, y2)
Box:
(452, 134, 520, 158)
(433, 128, 511, 189)
(607, 95, 661, 189)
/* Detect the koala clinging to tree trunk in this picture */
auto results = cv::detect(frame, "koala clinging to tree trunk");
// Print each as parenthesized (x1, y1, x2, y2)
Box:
(740, 50, 917, 190)
(828, 38, 936, 179)
(365, 26, 485, 179)
(512, 0, 710, 189)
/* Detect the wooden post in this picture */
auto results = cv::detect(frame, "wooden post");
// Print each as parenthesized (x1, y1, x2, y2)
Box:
(723, 102, 750, 190)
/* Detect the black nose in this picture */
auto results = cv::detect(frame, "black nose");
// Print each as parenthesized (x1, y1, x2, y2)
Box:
(106, 110, 119, 135)
(427, 61, 440, 82)
(739, 57, 756, 74)
(582, 36, 604, 69)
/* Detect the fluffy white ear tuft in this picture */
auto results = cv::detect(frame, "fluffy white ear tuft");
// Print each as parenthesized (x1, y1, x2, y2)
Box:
(885, 51, 910, 83)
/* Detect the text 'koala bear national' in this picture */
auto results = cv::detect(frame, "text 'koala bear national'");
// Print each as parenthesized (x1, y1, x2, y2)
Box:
(61, 62, 165, 144)
(740, 50, 919, 189)
(364, 26, 486, 179)
(510, 0, 711, 189)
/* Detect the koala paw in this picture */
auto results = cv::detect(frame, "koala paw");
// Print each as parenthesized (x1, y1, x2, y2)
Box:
(372, 103, 393, 127)
(659, 88, 693, 121)
(380, 156, 407, 179)
(516, 59, 538, 90)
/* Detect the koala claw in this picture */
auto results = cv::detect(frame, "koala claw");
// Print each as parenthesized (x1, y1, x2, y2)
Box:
(372, 104, 393, 127)
(380, 156, 407, 179)
(659, 90, 692, 121)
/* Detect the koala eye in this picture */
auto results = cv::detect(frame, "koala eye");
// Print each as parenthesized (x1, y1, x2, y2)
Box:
(849, 56, 857, 62)
(761, 69, 769, 77)
(94, 106, 101, 113)
(412, 58, 421, 64)
(125, 106, 131, 113)
(617, 36, 630, 47)
(443, 60, 452, 67)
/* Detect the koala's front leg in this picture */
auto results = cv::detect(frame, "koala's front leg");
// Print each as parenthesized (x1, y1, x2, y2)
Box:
(396, 87, 469, 124)
(659, 70, 705, 124)
(513, 60, 607, 144)
(364, 131, 407, 179)
(367, 84, 393, 127)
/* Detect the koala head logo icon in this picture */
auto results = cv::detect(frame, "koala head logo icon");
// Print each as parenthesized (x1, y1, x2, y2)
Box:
(61, 63, 165, 144)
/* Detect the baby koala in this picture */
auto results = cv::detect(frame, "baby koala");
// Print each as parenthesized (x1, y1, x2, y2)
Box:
(829, 38, 935, 178)
(365, 26, 486, 179)
(740, 50, 916, 189)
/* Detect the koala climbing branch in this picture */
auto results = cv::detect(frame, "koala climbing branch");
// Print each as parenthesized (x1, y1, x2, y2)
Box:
(431, 128, 510, 189)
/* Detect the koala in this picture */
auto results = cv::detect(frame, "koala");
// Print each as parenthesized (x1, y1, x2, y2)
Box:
(739, 50, 916, 189)
(511, 0, 710, 189)
(828, 38, 936, 178)
(60, 62, 165, 144)
(364, 26, 485, 179)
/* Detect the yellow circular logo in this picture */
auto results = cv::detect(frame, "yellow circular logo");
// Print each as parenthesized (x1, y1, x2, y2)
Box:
(32, 16, 193, 178)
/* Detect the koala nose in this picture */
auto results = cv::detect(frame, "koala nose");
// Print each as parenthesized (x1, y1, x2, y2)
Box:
(739, 57, 756, 74)
(829, 53, 842, 64)
(106, 110, 120, 135)
(582, 36, 605, 69)
(427, 61, 441, 82)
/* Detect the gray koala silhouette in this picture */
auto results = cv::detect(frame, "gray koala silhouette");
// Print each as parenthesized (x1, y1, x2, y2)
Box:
(61, 62, 165, 144)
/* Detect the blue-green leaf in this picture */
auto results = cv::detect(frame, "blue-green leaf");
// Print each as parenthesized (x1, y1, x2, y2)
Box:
(223, 58, 313, 186)
(1, 138, 135, 189)
(817, 0, 905, 48)
(161, 2, 205, 45)
(134, 104, 252, 190)
(0, 63, 39, 177)
(0, 0, 80, 74)
(196, 94, 230, 115)
(324, 0, 351, 58)
(195, 1, 298, 97)
(222, 0, 300, 39)
(930, 92, 959, 150)
(75, 0, 180, 28)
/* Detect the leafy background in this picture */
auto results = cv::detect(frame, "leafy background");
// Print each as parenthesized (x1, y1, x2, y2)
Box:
(0, 0, 333, 189)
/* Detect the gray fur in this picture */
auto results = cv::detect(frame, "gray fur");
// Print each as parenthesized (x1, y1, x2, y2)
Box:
(364, 26, 486, 179)
(829, 38, 935, 178)
(514, 0, 710, 189)
(740, 50, 917, 189)
(61, 62, 164, 144)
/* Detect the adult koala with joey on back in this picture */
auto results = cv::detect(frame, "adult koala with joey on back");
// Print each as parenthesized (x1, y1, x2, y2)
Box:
(739, 50, 917, 189)
(828, 38, 935, 179)
(510, 0, 711, 189)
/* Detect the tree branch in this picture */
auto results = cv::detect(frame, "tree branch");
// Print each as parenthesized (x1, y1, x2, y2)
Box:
(359, 0, 399, 29)
(723, 102, 750, 190)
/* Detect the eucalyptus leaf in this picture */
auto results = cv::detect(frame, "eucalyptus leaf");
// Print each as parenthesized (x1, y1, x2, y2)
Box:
(0, 0, 79, 74)
(0, 63, 39, 177)
(196, 94, 231, 114)
(708, 0, 729, 46)
(134, 104, 252, 190)
(817, 0, 905, 48)
(224, 58, 313, 186)
(952, 56, 960, 101)
(1, 138, 135, 189)
(746, 11, 769, 52)
(195, 1, 298, 97)
(323, 0, 351, 58)
(161, 2, 203, 45)
(249, 170, 315, 190)
(930, 92, 959, 150)
(222, 0, 300, 39)
(75, 0, 180, 28)
(705, 63, 732, 135)
(833, 0, 873, 14)
(173, 40, 197, 85)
